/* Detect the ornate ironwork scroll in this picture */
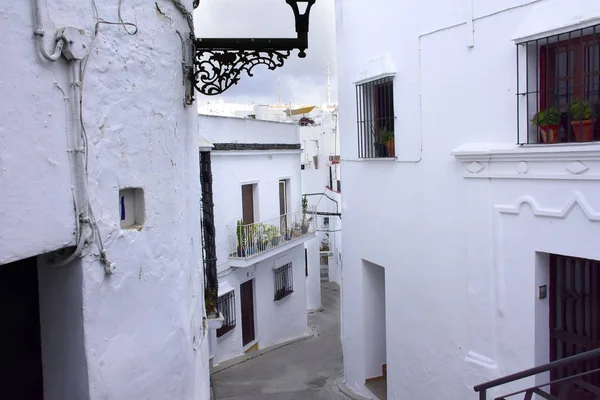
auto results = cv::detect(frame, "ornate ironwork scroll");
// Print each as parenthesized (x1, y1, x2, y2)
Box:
(191, 1, 315, 97)
(194, 49, 290, 96)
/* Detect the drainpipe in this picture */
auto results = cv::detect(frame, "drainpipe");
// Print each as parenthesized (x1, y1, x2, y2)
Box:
(33, 0, 64, 61)
(200, 151, 219, 316)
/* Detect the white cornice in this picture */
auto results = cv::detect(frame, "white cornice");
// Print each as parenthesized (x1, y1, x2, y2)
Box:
(452, 143, 600, 181)
(452, 143, 600, 162)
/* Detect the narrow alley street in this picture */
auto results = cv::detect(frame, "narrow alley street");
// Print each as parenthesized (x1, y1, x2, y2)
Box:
(211, 282, 348, 400)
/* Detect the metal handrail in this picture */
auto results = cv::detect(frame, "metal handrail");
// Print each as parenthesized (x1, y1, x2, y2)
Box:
(474, 348, 600, 399)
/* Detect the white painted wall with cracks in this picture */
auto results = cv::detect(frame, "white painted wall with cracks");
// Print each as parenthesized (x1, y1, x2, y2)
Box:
(0, 0, 209, 399)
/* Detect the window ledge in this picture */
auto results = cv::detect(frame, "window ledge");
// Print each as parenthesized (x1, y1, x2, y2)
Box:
(452, 142, 600, 162)
(207, 313, 225, 330)
(354, 157, 398, 162)
(452, 142, 600, 181)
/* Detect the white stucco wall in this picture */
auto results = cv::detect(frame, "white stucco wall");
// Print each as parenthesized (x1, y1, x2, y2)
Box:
(305, 234, 322, 310)
(1, 1, 209, 399)
(0, 1, 78, 265)
(336, 0, 600, 399)
(212, 246, 309, 365)
(300, 111, 343, 287)
(199, 114, 299, 145)
(200, 115, 313, 364)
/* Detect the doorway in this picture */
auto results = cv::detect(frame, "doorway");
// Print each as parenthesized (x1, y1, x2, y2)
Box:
(0, 257, 44, 399)
(242, 184, 256, 225)
(362, 260, 387, 399)
(240, 279, 256, 347)
(549, 254, 600, 398)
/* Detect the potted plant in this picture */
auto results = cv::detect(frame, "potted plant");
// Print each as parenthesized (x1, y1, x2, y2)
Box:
(236, 220, 246, 257)
(246, 225, 256, 255)
(252, 224, 269, 252)
(267, 225, 281, 247)
(284, 228, 293, 241)
(292, 222, 302, 238)
(205, 288, 218, 317)
(531, 107, 561, 143)
(380, 129, 395, 157)
(569, 100, 596, 142)
(371, 126, 387, 157)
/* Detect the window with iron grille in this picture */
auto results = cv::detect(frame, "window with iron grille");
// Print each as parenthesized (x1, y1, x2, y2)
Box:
(517, 24, 600, 144)
(274, 262, 293, 301)
(356, 76, 395, 158)
(216, 291, 236, 338)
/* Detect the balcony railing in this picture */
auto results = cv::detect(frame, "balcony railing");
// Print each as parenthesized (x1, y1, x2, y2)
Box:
(229, 210, 315, 260)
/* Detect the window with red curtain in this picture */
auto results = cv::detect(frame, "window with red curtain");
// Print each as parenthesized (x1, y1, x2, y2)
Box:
(538, 30, 600, 142)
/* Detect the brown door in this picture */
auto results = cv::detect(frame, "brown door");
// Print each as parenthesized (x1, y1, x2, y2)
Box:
(550, 254, 600, 399)
(240, 279, 255, 346)
(242, 184, 254, 225)
(279, 180, 287, 216)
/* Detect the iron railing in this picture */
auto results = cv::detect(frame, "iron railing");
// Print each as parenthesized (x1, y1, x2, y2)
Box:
(474, 348, 600, 399)
(274, 262, 294, 301)
(516, 23, 600, 144)
(200, 151, 219, 317)
(228, 210, 315, 260)
(216, 291, 236, 338)
(356, 76, 395, 158)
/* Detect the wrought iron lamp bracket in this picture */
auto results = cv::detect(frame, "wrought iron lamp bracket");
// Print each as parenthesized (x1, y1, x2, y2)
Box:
(191, 0, 315, 97)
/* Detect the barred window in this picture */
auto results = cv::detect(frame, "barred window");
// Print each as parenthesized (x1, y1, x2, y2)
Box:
(274, 263, 293, 301)
(517, 24, 600, 144)
(216, 291, 236, 337)
(356, 76, 395, 158)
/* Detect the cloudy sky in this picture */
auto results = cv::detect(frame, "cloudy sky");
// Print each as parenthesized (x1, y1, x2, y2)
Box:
(193, 0, 337, 105)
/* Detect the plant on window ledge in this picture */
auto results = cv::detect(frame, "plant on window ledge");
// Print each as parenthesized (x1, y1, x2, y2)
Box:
(205, 288, 218, 317)
(569, 100, 596, 142)
(531, 107, 562, 144)
(380, 129, 395, 157)
(370, 126, 388, 157)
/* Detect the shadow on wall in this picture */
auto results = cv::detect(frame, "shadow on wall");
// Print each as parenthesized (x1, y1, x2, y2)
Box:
(0, 257, 44, 399)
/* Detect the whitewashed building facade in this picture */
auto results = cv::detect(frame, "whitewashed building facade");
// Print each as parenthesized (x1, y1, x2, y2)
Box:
(298, 108, 343, 286)
(336, 0, 600, 399)
(198, 115, 316, 366)
(0, 1, 210, 399)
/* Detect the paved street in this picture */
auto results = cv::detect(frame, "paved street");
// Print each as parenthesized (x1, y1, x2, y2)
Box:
(211, 282, 348, 400)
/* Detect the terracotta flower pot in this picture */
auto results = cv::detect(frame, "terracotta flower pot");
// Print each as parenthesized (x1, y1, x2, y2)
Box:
(539, 125, 560, 144)
(570, 119, 595, 142)
(385, 139, 395, 157)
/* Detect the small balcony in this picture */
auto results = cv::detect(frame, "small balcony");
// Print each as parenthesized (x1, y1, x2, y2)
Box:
(228, 210, 316, 268)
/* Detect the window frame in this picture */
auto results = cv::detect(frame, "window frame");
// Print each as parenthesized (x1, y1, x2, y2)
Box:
(273, 262, 294, 301)
(517, 24, 600, 144)
(355, 76, 396, 158)
(216, 290, 236, 338)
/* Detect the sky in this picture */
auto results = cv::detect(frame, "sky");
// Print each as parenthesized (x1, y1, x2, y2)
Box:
(193, 0, 338, 105)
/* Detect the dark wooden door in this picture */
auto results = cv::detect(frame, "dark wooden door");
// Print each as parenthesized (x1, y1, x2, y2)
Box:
(240, 279, 255, 346)
(550, 254, 600, 399)
(242, 184, 254, 225)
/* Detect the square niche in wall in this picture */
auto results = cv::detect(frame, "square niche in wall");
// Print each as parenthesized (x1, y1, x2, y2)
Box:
(119, 188, 145, 229)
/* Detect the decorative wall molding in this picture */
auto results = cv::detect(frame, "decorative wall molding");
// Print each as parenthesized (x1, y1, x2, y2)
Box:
(496, 192, 600, 221)
(452, 143, 600, 181)
(566, 161, 588, 174)
(465, 161, 485, 174)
